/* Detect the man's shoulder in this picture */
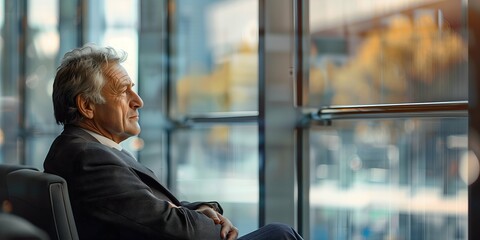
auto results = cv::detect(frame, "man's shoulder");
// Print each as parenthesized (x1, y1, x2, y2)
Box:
(44, 128, 125, 173)
(51, 132, 115, 157)
(61, 125, 97, 140)
(46, 125, 116, 163)
(50, 128, 99, 150)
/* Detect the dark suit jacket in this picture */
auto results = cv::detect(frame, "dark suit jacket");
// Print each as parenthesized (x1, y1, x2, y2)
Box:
(44, 125, 222, 240)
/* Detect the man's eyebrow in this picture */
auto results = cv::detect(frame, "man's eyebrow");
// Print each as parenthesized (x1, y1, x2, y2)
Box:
(111, 79, 133, 92)
(124, 81, 135, 89)
(118, 78, 133, 87)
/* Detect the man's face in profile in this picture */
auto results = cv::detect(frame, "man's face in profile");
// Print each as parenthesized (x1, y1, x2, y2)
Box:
(91, 63, 144, 143)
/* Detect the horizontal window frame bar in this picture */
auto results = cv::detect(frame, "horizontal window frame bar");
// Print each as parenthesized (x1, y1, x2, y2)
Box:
(172, 111, 259, 127)
(309, 101, 468, 122)
(166, 101, 468, 128)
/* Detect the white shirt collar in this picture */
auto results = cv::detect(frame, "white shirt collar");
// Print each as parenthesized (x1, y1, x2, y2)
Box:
(82, 129, 123, 151)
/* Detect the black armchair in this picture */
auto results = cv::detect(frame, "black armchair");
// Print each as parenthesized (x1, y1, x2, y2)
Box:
(0, 164, 38, 210)
(6, 169, 79, 240)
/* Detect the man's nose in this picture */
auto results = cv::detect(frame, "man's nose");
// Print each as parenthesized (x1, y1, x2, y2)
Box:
(131, 91, 144, 109)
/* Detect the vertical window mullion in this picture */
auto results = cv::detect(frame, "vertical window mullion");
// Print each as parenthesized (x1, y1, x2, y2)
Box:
(260, 0, 298, 228)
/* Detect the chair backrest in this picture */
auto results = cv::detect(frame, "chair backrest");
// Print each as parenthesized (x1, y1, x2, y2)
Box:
(0, 164, 38, 207)
(6, 169, 79, 240)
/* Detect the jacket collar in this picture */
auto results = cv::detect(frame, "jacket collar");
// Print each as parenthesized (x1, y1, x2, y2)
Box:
(62, 124, 100, 142)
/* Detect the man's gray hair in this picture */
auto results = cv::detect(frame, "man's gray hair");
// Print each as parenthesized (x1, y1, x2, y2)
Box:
(52, 44, 127, 125)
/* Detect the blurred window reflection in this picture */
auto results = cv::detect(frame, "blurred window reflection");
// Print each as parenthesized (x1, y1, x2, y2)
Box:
(172, 125, 259, 234)
(168, 0, 260, 235)
(310, 118, 468, 239)
(102, 0, 138, 83)
(308, 0, 468, 239)
(0, 0, 472, 238)
(309, 0, 467, 106)
(172, 0, 258, 117)
(0, 1, 5, 164)
(25, 0, 60, 167)
(84, 0, 139, 87)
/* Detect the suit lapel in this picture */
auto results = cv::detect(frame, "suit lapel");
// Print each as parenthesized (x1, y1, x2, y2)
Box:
(116, 147, 182, 205)
(117, 149, 155, 179)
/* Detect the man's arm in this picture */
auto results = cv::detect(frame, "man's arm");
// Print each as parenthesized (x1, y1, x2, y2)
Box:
(68, 147, 224, 240)
(165, 202, 239, 240)
(194, 205, 239, 240)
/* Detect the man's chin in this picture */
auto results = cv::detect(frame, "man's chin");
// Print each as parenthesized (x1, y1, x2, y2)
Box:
(129, 127, 141, 136)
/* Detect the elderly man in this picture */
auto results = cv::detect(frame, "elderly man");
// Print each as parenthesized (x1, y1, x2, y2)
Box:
(44, 44, 303, 240)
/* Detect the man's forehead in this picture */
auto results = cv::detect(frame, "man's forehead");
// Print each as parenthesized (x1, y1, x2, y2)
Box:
(104, 64, 131, 84)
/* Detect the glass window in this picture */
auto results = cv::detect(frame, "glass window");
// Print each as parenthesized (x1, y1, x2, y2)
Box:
(309, 118, 468, 239)
(103, 0, 139, 83)
(136, 1, 168, 181)
(26, 0, 59, 131)
(0, 0, 3, 58)
(171, 0, 258, 117)
(0, 1, 6, 164)
(169, 1, 260, 235)
(308, 0, 467, 106)
(172, 125, 259, 235)
(84, 0, 138, 87)
(25, 0, 60, 167)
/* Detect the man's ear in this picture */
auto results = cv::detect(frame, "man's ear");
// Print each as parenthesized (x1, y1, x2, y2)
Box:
(76, 94, 95, 119)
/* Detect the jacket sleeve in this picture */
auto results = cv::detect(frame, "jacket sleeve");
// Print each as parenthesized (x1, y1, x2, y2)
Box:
(181, 201, 224, 214)
(66, 147, 222, 240)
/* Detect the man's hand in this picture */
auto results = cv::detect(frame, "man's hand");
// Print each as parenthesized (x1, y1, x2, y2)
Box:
(196, 205, 239, 240)
(217, 214, 238, 240)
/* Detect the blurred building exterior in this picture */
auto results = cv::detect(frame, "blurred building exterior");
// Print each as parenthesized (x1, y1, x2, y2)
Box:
(0, 0, 474, 239)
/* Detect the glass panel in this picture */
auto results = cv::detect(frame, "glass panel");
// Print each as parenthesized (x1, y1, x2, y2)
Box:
(172, 125, 259, 236)
(26, 0, 59, 132)
(25, 0, 60, 166)
(103, 0, 139, 83)
(171, 0, 259, 117)
(309, 118, 468, 239)
(0, 1, 6, 164)
(84, 0, 138, 88)
(0, 1, 3, 49)
(26, 136, 57, 169)
(308, 0, 467, 106)
(137, 1, 168, 182)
